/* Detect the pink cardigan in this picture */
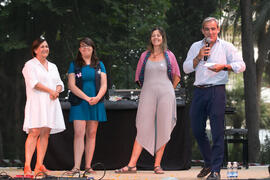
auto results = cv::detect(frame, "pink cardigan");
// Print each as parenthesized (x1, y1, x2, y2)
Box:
(135, 50, 181, 83)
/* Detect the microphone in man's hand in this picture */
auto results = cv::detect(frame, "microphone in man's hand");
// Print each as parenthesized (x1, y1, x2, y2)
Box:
(204, 37, 211, 61)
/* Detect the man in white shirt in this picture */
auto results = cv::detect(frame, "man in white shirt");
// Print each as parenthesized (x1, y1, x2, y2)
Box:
(183, 17, 246, 180)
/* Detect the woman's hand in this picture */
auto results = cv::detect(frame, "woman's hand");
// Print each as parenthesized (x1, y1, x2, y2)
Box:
(88, 96, 100, 105)
(49, 90, 59, 100)
(173, 75, 180, 89)
(34, 83, 59, 100)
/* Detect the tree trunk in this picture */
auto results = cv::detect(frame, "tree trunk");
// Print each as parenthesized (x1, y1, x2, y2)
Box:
(240, 0, 260, 162)
(256, 28, 270, 124)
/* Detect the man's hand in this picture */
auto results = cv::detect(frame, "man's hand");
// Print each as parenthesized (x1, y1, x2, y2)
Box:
(208, 64, 226, 72)
(198, 45, 211, 60)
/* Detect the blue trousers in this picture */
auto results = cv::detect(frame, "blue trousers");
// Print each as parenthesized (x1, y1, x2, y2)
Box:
(190, 85, 226, 173)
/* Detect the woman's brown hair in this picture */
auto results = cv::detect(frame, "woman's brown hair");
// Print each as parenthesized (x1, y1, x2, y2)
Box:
(31, 36, 46, 57)
(147, 27, 168, 52)
(75, 37, 99, 67)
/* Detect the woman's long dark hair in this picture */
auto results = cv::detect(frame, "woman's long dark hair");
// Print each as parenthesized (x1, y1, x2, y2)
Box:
(147, 27, 168, 52)
(75, 37, 99, 67)
(31, 36, 46, 57)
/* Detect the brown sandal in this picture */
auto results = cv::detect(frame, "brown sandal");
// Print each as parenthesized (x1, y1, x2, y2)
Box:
(84, 167, 95, 174)
(154, 166, 164, 174)
(115, 166, 137, 174)
(64, 168, 80, 176)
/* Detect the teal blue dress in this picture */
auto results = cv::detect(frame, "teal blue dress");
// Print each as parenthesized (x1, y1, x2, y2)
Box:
(68, 61, 107, 122)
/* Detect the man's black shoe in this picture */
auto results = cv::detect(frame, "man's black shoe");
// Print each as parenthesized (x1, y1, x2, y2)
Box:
(206, 172, 220, 180)
(197, 167, 211, 177)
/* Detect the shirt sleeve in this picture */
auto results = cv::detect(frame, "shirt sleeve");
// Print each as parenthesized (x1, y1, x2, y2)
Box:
(99, 61, 106, 73)
(22, 62, 39, 89)
(68, 61, 75, 74)
(183, 43, 198, 74)
(225, 42, 246, 73)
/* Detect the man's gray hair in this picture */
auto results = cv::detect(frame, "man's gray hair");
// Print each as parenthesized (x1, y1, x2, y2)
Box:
(202, 17, 219, 29)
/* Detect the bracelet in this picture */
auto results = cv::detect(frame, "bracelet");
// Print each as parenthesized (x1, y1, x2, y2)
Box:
(194, 56, 200, 62)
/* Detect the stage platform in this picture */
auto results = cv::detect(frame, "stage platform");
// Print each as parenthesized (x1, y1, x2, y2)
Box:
(1, 166, 269, 180)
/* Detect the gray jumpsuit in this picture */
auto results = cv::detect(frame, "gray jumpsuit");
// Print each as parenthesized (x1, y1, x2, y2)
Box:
(136, 59, 177, 156)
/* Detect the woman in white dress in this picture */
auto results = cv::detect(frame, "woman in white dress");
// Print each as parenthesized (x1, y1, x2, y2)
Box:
(22, 37, 66, 176)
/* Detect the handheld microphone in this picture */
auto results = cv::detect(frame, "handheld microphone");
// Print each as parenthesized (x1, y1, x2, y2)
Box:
(204, 37, 211, 61)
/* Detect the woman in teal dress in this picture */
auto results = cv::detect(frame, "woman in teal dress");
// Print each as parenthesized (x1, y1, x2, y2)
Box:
(67, 37, 107, 174)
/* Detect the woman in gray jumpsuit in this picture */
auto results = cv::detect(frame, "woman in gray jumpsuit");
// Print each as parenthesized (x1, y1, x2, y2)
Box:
(115, 27, 181, 174)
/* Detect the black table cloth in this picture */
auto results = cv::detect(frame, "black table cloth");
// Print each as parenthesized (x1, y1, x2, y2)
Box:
(43, 99, 191, 170)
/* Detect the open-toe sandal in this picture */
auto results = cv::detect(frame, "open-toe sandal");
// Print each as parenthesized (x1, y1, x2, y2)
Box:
(154, 166, 164, 174)
(40, 165, 50, 172)
(24, 166, 32, 176)
(115, 166, 137, 174)
(64, 168, 80, 176)
(34, 165, 50, 176)
(84, 167, 96, 174)
(34, 168, 46, 177)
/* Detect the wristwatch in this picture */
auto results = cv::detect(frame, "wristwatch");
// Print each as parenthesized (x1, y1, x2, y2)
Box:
(223, 65, 228, 71)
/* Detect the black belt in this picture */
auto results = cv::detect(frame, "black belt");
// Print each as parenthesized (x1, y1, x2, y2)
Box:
(195, 84, 213, 88)
(195, 84, 225, 88)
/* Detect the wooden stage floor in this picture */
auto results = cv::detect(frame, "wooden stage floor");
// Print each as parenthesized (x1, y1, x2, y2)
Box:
(1, 166, 269, 180)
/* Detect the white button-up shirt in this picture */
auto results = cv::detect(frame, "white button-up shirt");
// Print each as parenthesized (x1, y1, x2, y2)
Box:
(183, 38, 246, 86)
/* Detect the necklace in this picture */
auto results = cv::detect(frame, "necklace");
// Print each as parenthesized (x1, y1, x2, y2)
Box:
(152, 51, 163, 58)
